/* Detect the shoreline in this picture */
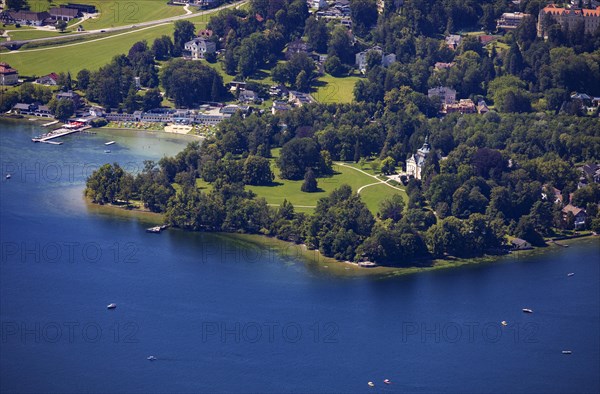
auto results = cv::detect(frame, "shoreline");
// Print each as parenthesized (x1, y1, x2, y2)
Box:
(0, 115, 205, 139)
(84, 197, 599, 278)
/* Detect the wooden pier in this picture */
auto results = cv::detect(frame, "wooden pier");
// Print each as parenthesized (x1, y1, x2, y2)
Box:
(32, 125, 92, 144)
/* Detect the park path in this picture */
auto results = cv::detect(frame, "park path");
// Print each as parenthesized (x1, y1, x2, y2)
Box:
(335, 162, 406, 193)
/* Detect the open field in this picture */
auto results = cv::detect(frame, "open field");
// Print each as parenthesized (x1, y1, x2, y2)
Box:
(5, 29, 66, 41)
(246, 154, 408, 214)
(26, 0, 187, 30)
(2, 20, 208, 76)
(313, 73, 359, 104)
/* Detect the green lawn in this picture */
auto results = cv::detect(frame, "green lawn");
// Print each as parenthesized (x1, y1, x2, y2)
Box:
(3, 21, 207, 76)
(246, 156, 408, 215)
(359, 183, 408, 213)
(6, 29, 67, 41)
(313, 74, 359, 104)
(28, 0, 187, 30)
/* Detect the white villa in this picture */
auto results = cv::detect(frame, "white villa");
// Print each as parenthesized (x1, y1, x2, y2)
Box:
(428, 86, 457, 105)
(406, 137, 432, 180)
(184, 38, 216, 59)
(355, 46, 396, 73)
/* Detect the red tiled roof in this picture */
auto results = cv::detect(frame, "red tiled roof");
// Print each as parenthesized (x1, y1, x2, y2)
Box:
(542, 4, 600, 17)
(0, 62, 17, 74)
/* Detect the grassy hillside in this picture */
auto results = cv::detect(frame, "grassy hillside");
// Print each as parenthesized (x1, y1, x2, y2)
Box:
(27, 0, 186, 29)
(2, 20, 208, 76)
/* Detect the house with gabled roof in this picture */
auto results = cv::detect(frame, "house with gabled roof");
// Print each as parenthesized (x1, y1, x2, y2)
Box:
(184, 38, 216, 59)
(562, 204, 587, 229)
(35, 73, 59, 86)
(0, 62, 19, 86)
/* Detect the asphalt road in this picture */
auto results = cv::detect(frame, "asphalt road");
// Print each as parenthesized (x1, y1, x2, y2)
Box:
(0, 0, 246, 48)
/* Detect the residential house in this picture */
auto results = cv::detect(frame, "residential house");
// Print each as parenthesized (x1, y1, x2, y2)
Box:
(355, 46, 396, 73)
(239, 90, 258, 104)
(56, 91, 82, 108)
(511, 238, 532, 250)
(49, 7, 80, 21)
(184, 38, 216, 59)
(35, 73, 59, 86)
(477, 100, 490, 114)
(445, 34, 462, 50)
(562, 204, 587, 229)
(444, 99, 477, 114)
(269, 84, 289, 98)
(286, 39, 312, 60)
(538, 4, 600, 38)
(12, 103, 53, 117)
(428, 86, 457, 105)
(579, 163, 600, 184)
(8, 11, 50, 26)
(0, 62, 19, 86)
(272, 101, 291, 114)
(496, 12, 530, 30)
(229, 81, 247, 92)
(405, 136, 432, 180)
(289, 91, 315, 106)
(89, 107, 105, 117)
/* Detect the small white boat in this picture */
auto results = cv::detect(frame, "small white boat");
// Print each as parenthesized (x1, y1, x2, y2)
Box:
(105, 141, 116, 145)
(147, 355, 157, 361)
(107, 303, 117, 309)
(562, 350, 572, 355)
(104, 150, 111, 153)
(501, 321, 508, 326)
(5, 174, 11, 179)
(383, 379, 391, 384)
(146, 226, 162, 233)
(567, 273, 575, 277)
(367, 382, 375, 387)
(522, 308, 533, 313)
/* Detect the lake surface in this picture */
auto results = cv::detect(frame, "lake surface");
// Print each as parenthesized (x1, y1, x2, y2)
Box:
(1, 120, 599, 393)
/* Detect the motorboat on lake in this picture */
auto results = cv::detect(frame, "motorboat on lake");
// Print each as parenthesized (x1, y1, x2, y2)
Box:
(147, 356, 157, 361)
(107, 303, 117, 309)
(567, 273, 575, 277)
(522, 308, 533, 313)
(105, 141, 116, 145)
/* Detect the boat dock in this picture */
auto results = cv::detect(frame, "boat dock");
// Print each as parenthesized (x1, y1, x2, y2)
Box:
(32, 125, 92, 143)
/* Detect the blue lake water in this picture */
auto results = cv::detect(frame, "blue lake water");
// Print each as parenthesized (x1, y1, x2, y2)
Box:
(1, 120, 599, 393)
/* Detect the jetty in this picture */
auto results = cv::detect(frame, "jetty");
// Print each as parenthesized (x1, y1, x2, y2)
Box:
(32, 125, 92, 143)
